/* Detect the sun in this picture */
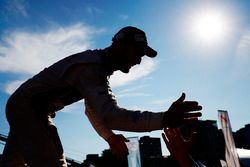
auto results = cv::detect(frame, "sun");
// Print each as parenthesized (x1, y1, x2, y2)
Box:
(189, 9, 229, 45)
(193, 13, 225, 41)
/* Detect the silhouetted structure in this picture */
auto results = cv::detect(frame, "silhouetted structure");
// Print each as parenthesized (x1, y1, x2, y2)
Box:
(82, 136, 163, 167)
(66, 157, 82, 167)
(139, 136, 163, 167)
(82, 149, 127, 167)
(235, 124, 250, 149)
(140, 136, 162, 158)
(1, 120, 250, 167)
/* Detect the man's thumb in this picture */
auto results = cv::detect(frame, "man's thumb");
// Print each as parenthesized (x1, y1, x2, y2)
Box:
(176, 93, 185, 103)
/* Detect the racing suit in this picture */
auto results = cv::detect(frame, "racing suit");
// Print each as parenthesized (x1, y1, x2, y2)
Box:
(1, 49, 164, 167)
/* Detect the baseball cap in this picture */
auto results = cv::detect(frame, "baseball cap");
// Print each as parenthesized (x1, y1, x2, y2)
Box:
(112, 26, 157, 58)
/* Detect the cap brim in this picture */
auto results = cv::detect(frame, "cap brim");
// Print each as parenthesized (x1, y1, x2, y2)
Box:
(145, 46, 157, 58)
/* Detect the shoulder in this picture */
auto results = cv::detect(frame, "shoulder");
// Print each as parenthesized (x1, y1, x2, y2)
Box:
(63, 62, 109, 87)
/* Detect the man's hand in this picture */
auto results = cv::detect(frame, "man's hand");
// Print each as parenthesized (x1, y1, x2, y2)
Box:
(107, 134, 129, 159)
(162, 128, 198, 167)
(162, 93, 202, 128)
(162, 128, 189, 158)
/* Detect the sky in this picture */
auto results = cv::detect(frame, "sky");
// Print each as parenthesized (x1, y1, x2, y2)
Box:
(1, 0, 250, 162)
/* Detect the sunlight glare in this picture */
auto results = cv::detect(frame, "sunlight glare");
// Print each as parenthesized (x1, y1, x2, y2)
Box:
(190, 9, 229, 44)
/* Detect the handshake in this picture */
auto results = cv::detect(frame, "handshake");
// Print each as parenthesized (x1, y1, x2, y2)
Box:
(107, 93, 202, 159)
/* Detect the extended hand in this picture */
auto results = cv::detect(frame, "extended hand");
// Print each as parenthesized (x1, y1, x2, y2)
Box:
(162, 93, 202, 128)
(162, 128, 189, 157)
(107, 134, 129, 159)
(162, 128, 198, 167)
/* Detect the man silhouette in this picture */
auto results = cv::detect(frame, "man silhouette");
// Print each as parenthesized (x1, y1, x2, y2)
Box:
(1, 26, 202, 167)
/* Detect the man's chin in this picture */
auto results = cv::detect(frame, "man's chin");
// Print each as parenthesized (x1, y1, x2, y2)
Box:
(120, 68, 130, 73)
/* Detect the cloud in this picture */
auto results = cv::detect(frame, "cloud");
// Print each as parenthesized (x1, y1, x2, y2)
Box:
(117, 92, 151, 98)
(234, 29, 250, 78)
(151, 97, 173, 106)
(1, 24, 157, 95)
(109, 57, 158, 87)
(116, 84, 151, 98)
(119, 14, 129, 21)
(6, 0, 29, 17)
(117, 85, 149, 94)
(0, 23, 95, 75)
(85, 6, 102, 15)
(236, 30, 250, 60)
(3, 79, 24, 95)
(0, 0, 28, 22)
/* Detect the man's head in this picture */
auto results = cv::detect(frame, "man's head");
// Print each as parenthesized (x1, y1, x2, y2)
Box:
(112, 26, 157, 58)
(109, 26, 157, 73)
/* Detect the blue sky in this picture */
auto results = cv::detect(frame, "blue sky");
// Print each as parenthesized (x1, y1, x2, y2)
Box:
(1, 0, 250, 162)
